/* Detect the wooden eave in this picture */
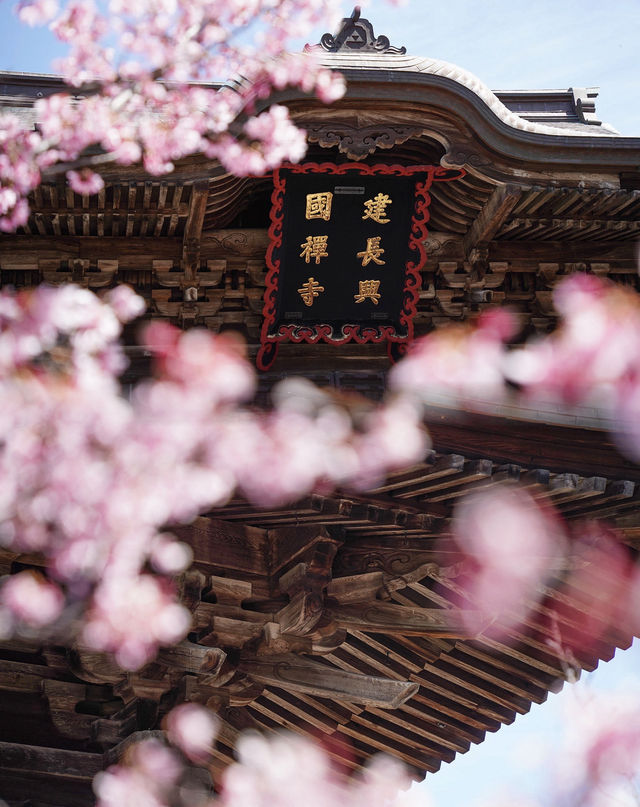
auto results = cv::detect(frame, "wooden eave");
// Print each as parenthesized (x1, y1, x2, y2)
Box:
(308, 64, 640, 177)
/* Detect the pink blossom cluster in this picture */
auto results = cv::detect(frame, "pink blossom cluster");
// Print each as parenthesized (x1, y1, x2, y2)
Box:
(0, 113, 44, 231)
(165, 703, 219, 764)
(96, 705, 425, 807)
(389, 307, 518, 406)
(392, 274, 640, 461)
(476, 684, 640, 807)
(388, 273, 640, 653)
(450, 486, 566, 634)
(507, 274, 640, 463)
(1, 0, 350, 230)
(557, 686, 640, 807)
(0, 283, 428, 665)
(447, 484, 640, 656)
(94, 737, 183, 807)
(506, 273, 640, 406)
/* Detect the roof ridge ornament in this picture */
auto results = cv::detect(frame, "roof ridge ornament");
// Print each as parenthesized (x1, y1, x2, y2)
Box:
(318, 7, 407, 55)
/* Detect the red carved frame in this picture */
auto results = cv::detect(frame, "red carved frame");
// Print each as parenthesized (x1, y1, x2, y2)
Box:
(257, 162, 465, 370)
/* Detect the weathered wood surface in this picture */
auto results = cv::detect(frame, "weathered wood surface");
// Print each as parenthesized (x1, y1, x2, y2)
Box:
(239, 654, 419, 708)
(425, 410, 640, 482)
(463, 184, 523, 256)
(0, 772, 96, 807)
(175, 517, 268, 575)
(0, 741, 103, 779)
(325, 602, 487, 638)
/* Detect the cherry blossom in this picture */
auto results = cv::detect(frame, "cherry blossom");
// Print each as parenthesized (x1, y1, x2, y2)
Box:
(449, 485, 567, 634)
(94, 738, 182, 807)
(16, 0, 59, 26)
(94, 726, 425, 807)
(545, 685, 640, 807)
(506, 273, 640, 406)
(221, 732, 416, 807)
(0, 570, 64, 629)
(82, 575, 192, 669)
(1, 0, 351, 230)
(66, 168, 105, 194)
(3, 2, 640, 803)
(389, 308, 517, 407)
(166, 703, 219, 764)
(542, 522, 635, 660)
(0, 284, 429, 663)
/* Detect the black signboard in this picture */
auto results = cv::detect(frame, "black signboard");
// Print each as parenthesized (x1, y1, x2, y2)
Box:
(258, 163, 465, 370)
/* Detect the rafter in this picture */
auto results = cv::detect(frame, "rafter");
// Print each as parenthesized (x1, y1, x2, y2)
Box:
(463, 184, 523, 260)
(325, 602, 487, 638)
(182, 180, 210, 283)
(239, 653, 418, 708)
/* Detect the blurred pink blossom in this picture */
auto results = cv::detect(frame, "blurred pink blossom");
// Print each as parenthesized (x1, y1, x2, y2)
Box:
(0, 283, 432, 664)
(94, 738, 181, 807)
(16, 0, 59, 25)
(390, 308, 517, 406)
(82, 576, 192, 669)
(66, 168, 105, 194)
(554, 686, 640, 807)
(0, 571, 64, 627)
(166, 703, 219, 763)
(507, 273, 640, 406)
(104, 284, 147, 322)
(450, 486, 566, 633)
(544, 522, 633, 659)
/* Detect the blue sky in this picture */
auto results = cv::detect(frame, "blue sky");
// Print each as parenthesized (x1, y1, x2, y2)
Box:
(2, 0, 639, 134)
(418, 640, 640, 807)
(347, 0, 640, 135)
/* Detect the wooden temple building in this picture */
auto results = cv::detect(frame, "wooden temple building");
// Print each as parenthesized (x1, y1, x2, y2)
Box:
(2, 10, 640, 805)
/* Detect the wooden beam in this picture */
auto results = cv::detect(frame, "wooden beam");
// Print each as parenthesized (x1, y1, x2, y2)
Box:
(327, 561, 441, 605)
(175, 517, 268, 576)
(0, 741, 103, 780)
(0, 772, 96, 807)
(0, 235, 182, 266)
(463, 184, 522, 257)
(239, 654, 418, 708)
(276, 539, 339, 636)
(182, 180, 210, 283)
(325, 602, 487, 638)
(157, 641, 229, 679)
(425, 408, 640, 482)
(0, 659, 73, 692)
(27, 204, 190, 217)
(488, 239, 637, 263)
(201, 228, 269, 258)
(503, 217, 640, 234)
(334, 544, 462, 579)
(267, 525, 342, 576)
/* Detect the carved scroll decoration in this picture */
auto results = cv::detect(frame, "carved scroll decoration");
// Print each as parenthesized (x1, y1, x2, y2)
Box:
(305, 124, 423, 161)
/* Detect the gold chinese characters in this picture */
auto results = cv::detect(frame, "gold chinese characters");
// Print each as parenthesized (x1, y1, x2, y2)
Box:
(298, 277, 325, 307)
(357, 236, 385, 267)
(354, 280, 381, 305)
(300, 235, 329, 265)
(362, 192, 392, 224)
(296, 187, 392, 310)
(305, 192, 333, 221)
